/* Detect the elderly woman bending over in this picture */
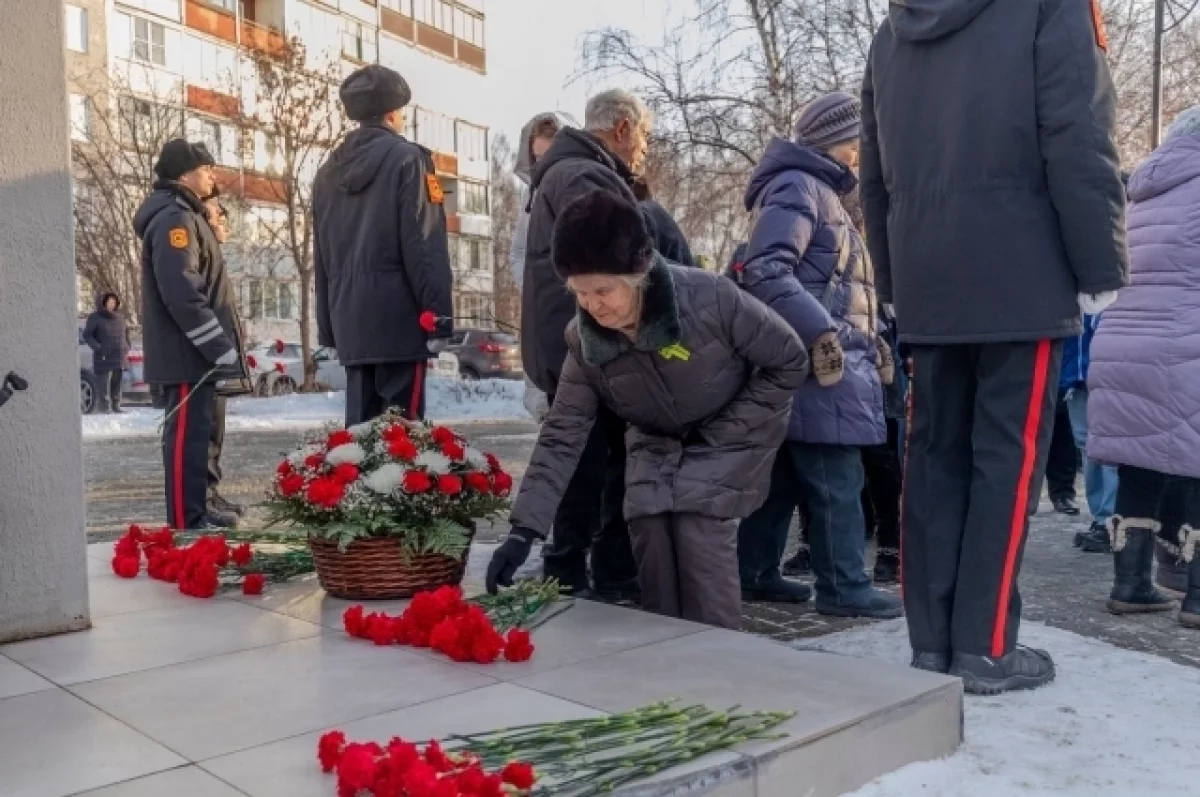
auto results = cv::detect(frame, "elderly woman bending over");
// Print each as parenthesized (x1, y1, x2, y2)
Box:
(486, 191, 808, 629)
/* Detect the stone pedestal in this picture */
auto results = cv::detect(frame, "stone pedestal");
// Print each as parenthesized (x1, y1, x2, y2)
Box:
(0, 0, 90, 641)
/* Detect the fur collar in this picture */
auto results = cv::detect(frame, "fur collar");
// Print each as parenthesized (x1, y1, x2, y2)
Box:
(577, 256, 682, 367)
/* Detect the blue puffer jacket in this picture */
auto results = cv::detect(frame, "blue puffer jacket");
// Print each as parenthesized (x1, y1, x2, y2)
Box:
(1059, 314, 1099, 391)
(741, 138, 885, 446)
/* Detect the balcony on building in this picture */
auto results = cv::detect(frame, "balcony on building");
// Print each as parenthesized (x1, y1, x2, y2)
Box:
(381, 1, 486, 73)
(241, 0, 287, 57)
(186, 84, 240, 119)
(184, 0, 237, 44)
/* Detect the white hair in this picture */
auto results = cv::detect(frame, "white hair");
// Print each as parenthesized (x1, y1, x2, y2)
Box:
(584, 89, 652, 133)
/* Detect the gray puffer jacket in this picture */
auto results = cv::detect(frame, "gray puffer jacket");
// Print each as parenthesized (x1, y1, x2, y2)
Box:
(510, 257, 808, 535)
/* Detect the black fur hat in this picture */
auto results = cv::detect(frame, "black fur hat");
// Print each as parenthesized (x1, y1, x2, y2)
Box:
(552, 190, 653, 280)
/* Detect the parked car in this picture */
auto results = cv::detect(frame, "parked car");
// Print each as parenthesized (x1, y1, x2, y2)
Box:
(443, 329, 523, 380)
(246, 339, 460, 396)
(78, 324, 150, 414)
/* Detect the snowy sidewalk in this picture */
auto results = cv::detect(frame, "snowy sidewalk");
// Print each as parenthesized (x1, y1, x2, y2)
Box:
(81, 378, 530, 440)
(802, 620, 1200, 796)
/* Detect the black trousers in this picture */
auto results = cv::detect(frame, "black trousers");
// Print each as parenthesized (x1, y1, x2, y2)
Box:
(99, 369, 123, 411)
(1113, 465, 1200, 545)
(161, 382, 218, 531)
(345, 361, 427, 426)
(903, 341, 1062, 657)
(862, 417, 902, 553)
(1044, 394, 1079, 501)
(541, 403, 637, 592)
(208, 394, 226, 495)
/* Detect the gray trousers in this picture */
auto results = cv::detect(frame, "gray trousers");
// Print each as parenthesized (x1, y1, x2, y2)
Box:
(629, 513, 741, 630)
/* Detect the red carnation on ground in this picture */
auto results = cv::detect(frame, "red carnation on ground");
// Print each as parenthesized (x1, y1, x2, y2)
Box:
(279, 473, 305, 497)
(111, 555, 140, 579)
(436, 474, 463, 496)
(307, 477, 346, 509)
(504, 628, 535, 662)
(419, 310, 438, 333)
(388, 437, 418, 461)
(331, 463, 360, 485)
(336, 742, 383, 795)
(501, 761, 537, 789)
(424, 740, 453, 773)
(179, 558, 219, 598)
(441, 440, 466, 461)
(464, 472, 491, 494)
(485, 452, 501, 472)
(492, 470, 513, 496)
(367, 613, 395, 646)
(231, 542, 253, 567)
(403, 469, 433, 493)
(242, 573, 265, 595)
(343, 606, 367, 638)
(327, 429, 355, 448)
(430, 426, 456, 445)
(318, 730, 347, 773)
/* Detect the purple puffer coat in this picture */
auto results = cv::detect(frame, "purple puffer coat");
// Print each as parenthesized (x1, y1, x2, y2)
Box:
(1087, 134, 1200, 478)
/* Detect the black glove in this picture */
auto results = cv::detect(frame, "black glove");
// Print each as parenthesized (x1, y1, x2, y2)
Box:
(486, 527, 539, 594)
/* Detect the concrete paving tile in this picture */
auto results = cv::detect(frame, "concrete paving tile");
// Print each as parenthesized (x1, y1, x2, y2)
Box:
(0, 654, 54, 700)
(0, 689, 184, 797)
(87, 570, 237, 619)
(230, 574, 410, 630)
(2, 601, 325, 685)
(202, 682, 601, 797)
(73, 766, 246, 797)
(70, 635, 498, 761)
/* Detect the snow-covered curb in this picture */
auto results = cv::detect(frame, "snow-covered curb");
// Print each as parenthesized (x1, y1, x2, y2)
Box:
(83, 377, 530, 440)
(801, 620, 1200, 796)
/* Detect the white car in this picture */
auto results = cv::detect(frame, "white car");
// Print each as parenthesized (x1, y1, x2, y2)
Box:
(245, 341, 456, 396)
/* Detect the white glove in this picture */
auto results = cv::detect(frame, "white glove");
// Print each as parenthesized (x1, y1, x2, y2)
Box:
(214, 349, 239, 367)
(1078, 291, 1118, 315)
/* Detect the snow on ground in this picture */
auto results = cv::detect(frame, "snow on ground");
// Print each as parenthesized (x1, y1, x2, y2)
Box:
(798, 620, 1200, 796)
(82, 377, 529, 439)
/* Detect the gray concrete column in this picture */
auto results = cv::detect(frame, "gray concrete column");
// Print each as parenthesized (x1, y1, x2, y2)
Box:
(0, 0, 91, 641)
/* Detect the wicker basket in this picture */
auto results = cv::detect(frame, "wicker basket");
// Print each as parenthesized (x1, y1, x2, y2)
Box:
(308, 528, 475, 600)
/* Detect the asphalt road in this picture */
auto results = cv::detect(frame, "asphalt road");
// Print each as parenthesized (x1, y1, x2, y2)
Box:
(83, 422, 1200, 668)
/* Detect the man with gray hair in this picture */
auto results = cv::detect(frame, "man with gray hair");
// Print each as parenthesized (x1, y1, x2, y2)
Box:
(492, 88, 654, 601)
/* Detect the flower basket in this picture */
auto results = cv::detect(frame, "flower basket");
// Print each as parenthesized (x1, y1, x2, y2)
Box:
(308, 526, 477, 600)
(266, 411, 512, 601)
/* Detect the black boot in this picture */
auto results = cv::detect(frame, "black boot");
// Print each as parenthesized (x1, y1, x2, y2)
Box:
(873, 548, 899, 584)
(950, 647, 1056, 695)
(209, 490, 246, 518)
(1078, 521, 1112, 553)
(1155, 535, 1188, 595)
(781, 545, 811, 577)
(1108, 518, 1177, 615)
(742, 571, 812, 604)
(911, 651, 950, 674)
(1181, 528, 1200, 630)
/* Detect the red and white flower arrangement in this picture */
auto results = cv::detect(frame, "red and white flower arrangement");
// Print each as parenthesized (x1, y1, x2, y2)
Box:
(268, 414, 512, 556)
(342, 585, 535, 664)
(318, 730, 536, 797)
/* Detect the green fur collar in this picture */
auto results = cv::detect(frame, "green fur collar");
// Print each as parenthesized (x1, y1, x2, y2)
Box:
(577, 255, 682, 367)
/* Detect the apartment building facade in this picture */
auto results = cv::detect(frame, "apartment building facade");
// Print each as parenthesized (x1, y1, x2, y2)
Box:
(64, 0, 494, 346)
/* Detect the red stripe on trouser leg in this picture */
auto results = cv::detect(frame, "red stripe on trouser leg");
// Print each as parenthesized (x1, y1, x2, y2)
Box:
(991, 340, 1052, 657)
(173, 384, 190, 530)
(409, 361, 425, 419)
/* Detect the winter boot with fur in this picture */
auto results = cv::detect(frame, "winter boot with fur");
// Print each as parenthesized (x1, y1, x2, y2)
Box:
(1107, 516, 1177, 615)
(1181, 526, 1200, 629)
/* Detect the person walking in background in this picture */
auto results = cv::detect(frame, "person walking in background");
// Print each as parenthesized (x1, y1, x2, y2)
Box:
(1045, 400, 1083, 517)
(1062, 314, 1119, 553)
(1087, 106, 1200, 630)
(82, 291, 129, 414)
(518, 89, 654, 598)
(631, 177, 696, 268)
(734, 91, 901, 617)
(134, 139, 248, 531)
(313, 64, 454, 426)
(487, 191, 808, 628)
(862, 301, 904, 584)
(862, 0, 1127, 691)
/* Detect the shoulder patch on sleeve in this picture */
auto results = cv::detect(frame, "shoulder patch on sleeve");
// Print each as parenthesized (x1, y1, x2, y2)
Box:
(425, 173, 445, 204)
(1090, 0, 1108, 51)
(168, 227, 190, 249)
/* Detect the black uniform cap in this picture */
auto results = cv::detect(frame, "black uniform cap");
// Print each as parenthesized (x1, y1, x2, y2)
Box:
(340, 64, 412, 122)
(154, 139, 217, 181)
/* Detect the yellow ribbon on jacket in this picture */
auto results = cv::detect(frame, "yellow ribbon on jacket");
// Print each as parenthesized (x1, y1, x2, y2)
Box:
(658, 343, 691, 361)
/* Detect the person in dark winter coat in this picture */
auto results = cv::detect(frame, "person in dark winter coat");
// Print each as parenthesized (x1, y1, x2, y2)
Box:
(488, 191, 807, 628)
(734, 92, 901, 619)
(520, 89, 652, 597)
(135, 138, 248, 531)
(313, 64, 454, 426)
(632, 178, 696, 268)
(861, 0, 1128, 692)
(83, 292, 130, 413)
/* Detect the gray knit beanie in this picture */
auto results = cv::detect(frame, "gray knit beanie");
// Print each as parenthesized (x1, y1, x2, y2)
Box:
(1166, 105, 1200, 143)
(794, 91, 861, 150)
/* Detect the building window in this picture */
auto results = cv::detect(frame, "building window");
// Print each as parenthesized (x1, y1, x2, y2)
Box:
(458, 181, 488, 215)
(262, 133, 282, 175)
(244, 279, 300, 320)
(382, 0, 414, 16)
(199, 120, 223, 162)
(248, 280, 264, 319)
(278, 282, 295, 321)
(342, 20, 377, 63)
(455, 121, 487, 162)
(415, 0, 454, 33)
(69, 94, 90, 142)
(453, 7, 483, 47)
(133, 17, 167, 66)
(415, 107, 455, 153)
(454, 291, 493, 326)
(452, 235, 492, 271)
(209, 0, 236, 10)
(65, 5, 88, 53)
(119, 96, 181, 145)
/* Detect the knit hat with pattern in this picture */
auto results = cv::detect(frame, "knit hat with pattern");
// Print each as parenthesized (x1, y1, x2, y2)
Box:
(794, 91, 861, 150)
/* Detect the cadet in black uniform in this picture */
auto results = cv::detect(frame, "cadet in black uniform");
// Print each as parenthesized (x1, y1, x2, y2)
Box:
(134, 140, 248, 531)
(313, 64, 454, 426)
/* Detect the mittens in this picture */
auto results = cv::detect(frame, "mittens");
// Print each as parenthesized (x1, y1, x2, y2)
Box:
(876, 337, 895, 386)
(811, 330, 845, 387)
